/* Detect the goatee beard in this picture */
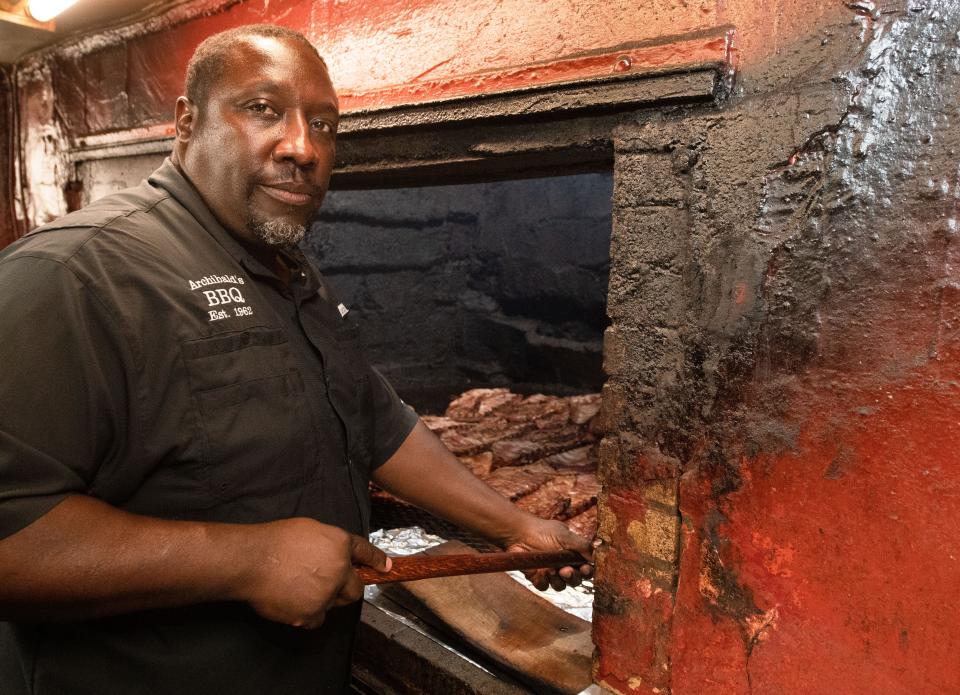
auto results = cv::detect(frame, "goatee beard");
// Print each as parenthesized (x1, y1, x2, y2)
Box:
(247, 215, 306, 247)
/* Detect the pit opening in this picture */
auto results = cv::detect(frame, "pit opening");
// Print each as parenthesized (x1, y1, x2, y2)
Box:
(310, 172, 613, 694)
(306, 171, 613, 414)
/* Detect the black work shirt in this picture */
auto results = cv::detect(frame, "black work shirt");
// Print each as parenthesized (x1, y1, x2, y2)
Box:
(0, 159, 418, 694)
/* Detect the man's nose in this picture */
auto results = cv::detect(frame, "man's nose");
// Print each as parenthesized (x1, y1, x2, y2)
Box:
(272, 112, 318, 168)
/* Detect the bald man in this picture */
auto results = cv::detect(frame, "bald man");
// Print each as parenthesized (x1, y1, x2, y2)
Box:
(0, 24, 591, 695)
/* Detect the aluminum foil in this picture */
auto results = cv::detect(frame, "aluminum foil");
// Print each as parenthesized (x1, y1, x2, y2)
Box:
(369, 526, 594, 622)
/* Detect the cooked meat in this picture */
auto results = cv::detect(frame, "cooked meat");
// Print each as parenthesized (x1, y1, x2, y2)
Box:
(515, 473, 599, 521)
(540, 445, 595, 473)
(498, 393, 571, 427)
(476, 390, 523, 416)
(564, 507, 598, 539)
(484, 462, 556, 501)
(445, 388, 519, 421)
(465, 419, 534, 447)
(515, 476, 578, 519)
(568, 393, 602, 426)
(458, 452, 494, 478)
(439, 428, 489, 455)
(566, 474, 600, 516)
(421, 415, 465, 434)
(373, 388, 603, 540)
(490, 439, 548, 468)
(491, 424, 594, 469)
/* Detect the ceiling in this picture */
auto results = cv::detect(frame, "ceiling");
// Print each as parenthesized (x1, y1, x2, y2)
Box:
(0, 0, 160, 64)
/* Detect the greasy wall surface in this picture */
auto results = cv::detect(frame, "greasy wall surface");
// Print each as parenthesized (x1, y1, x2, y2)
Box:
(3, 1, 959, 694)
(594, 2, 960, 693)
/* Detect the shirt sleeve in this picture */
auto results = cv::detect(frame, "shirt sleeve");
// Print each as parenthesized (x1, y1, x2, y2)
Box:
(0, 254, 130, 539)
(367, 366, 419, 469)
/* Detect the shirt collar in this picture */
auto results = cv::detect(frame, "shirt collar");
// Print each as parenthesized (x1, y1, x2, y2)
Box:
(148, 157, 320, 293)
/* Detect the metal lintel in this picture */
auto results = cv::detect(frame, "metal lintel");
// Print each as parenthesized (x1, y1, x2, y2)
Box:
(337, 67, 721, 135)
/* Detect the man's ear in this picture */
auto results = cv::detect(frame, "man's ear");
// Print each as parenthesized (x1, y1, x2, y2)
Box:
(174, 96, 197, 142)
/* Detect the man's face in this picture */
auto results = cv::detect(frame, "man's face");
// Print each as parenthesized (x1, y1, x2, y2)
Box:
(179, 36, 338, 248)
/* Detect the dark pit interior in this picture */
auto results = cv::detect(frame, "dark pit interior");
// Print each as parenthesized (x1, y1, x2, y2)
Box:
(305, 171, 614, 414)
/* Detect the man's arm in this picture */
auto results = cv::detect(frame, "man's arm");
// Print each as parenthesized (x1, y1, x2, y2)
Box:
(0, 494, 390, 629)
(372, 421, 594, 591)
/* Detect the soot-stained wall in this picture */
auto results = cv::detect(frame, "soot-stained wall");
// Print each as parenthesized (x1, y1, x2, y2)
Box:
(593, 4, 960, 693)
(306, 173, 612, 413)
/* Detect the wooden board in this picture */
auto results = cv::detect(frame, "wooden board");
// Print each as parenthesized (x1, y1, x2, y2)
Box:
(382, 541, 593, 695)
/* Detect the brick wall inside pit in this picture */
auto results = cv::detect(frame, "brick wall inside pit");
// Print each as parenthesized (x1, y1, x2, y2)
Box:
(305, 173, 613, 413)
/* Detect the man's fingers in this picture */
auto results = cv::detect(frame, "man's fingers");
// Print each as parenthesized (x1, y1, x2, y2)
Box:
(548, 571, 566, 592)
(558, 566, 583, 587)
(562, 530, 593, 560)
(349, 534, 391, 572)
(292, 608, 327, 630)
(334, 570, 365, 606)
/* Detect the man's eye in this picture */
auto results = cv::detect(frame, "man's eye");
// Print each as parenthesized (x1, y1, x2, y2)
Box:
(311, 120, 335, 134)
(247, 103, 276, 116)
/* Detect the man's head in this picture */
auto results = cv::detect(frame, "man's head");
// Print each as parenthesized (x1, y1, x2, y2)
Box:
(172, 25, 338, 250)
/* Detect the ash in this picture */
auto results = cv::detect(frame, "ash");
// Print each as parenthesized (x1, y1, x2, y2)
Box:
(369, 526, 593, 622)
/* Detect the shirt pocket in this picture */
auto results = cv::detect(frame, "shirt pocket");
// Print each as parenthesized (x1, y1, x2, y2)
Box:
(181, 327, 319, 503)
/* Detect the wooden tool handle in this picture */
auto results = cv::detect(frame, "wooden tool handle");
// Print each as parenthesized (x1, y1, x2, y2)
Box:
(356, 549, 587, 585)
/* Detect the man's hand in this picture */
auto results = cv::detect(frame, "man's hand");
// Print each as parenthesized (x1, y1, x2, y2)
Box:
(0, 496, 391, 628)
(235, 519, 391, 630)
(374, 422, 596, 592)
(504, 517, 595, 592)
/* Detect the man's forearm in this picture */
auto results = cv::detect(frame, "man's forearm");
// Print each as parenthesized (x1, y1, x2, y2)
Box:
(0, 494, 388, 626)
(372, 420, 594, 591)
(372, 421, 548, 546)
(0, 495, 257, 620)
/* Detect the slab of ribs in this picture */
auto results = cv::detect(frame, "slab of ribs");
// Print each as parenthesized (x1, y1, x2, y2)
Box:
(370, 388, 601, 545)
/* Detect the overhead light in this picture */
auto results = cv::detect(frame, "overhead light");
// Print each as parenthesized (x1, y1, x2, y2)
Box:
(26, 0, 79, 23)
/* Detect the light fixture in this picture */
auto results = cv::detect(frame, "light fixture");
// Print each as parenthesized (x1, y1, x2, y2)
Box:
(26, 0, 79, 23)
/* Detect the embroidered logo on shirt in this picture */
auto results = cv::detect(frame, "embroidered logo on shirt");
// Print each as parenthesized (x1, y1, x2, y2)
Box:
(187, 273, 245, 290)
(187, 273, 254, 322)
(337, 303, 349, 318)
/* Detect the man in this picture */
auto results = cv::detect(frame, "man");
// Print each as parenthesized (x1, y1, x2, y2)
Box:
(0, 24, 592, 695)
